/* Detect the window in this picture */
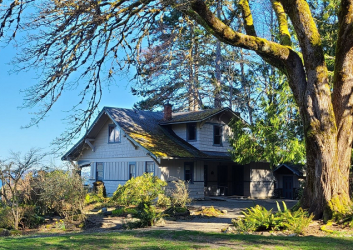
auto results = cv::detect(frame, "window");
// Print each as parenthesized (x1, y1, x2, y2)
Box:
(145, 161, 155, 175)
(213, 125, 222, 146)
(96, 163, 104, 181)
(108, 124, 121, 143)
(129, 162, 136, 179)
(187, 123, 197, 141)
(184, 162, 194, 183)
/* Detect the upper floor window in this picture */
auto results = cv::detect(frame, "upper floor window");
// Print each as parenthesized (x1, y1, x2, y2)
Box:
(213, 125, 222, 146)
(129, 162, 136, 179)
(145, 161, 155, 175)
(187, 123, 197, 141)
(96, 162, 104, 181)
(108, 124, 121, 143)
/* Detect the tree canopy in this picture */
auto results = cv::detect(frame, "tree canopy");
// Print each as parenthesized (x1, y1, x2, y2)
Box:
(1, 0, 353, 220)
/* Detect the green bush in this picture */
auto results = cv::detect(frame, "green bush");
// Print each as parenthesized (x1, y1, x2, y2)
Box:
(134, 204, 163, 227)
(232, 205, 276, 232)
(232, 202, 313, 234)
(0, 206, 13, 229)
(20, 205, 44, 229)
(275, 201, 313, 234)
(112, 173, 167, 207)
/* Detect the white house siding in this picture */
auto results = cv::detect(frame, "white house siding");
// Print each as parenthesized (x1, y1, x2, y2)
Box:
(173, 124, 187, 141)
(80, 120, 148, 160)
(78, 119, 164, 196)
(172, 124, 200, 149)
(171, 120, 232, 153)
(159, 159, 204, 199)
(198, 122, 232, 152)
(249, 162, 275, 198)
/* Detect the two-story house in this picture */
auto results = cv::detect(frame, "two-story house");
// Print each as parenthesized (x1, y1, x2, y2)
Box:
(62, 104, 275, 198)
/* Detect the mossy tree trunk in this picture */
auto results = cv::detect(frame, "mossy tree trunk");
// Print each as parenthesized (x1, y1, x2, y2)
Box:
(186, 0, 353, 219)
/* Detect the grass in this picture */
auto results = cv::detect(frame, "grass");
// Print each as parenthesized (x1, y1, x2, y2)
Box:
(0, 230, 352, 250)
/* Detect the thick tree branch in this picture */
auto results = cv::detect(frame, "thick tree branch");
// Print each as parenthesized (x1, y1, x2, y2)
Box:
(280, 0, 328, 85)
(238, 0, 256, 37)
(280, 0, 333, 133)
(271, 0, 291, 46)
(187, 0, 306, 109)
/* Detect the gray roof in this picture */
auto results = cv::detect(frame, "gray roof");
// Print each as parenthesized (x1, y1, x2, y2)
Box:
(159, 107, 237, 125)
(63, 107, 237, 161)
(273, 163, 305, 177)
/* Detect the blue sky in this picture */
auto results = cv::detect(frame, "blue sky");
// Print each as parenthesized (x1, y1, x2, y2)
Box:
(0, 43, 140, 166)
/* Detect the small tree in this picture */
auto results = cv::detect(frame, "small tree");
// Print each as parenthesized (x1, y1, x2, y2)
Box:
(37, 165, 86, 222)
(168, 179, 192, 208)
(0, 149, 42, 230)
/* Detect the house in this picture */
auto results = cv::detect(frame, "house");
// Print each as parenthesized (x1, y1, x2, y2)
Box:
(273, 163, 305, 199)
(62, 104, 275, 198)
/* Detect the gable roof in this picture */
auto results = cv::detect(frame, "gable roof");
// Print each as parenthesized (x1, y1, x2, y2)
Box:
(62, 107, 237, 161)
(273, 163, 305, 177)
(105, 107, 203, 158)
(159, 107, 237, 125)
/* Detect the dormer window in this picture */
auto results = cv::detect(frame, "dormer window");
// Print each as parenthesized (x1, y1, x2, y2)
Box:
(108, 124, 121, 143)
(213, 125, 222, 146)
(187, 123, 197, 141)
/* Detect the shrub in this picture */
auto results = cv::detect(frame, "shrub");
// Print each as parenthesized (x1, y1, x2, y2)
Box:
(232, 202, 313, 234)
(38, 169, 86, 222)
(168, 179, 192, 208)
(156, 194, 171, 208)
(20, 205, 44, 229)
(112, 173, 167, 207)
(275, 201, 313, 234)
(0, 206, 13, 229)
(232, 205, 276, 232)
(134, 204, 164, 227)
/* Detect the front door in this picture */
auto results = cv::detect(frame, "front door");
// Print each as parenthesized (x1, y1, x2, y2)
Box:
(218, 165, 228, 195)
(283, 176, 293, 199)
(233, 165, 244, 196)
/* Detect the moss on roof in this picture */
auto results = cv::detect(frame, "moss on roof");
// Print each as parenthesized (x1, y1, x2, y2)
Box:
(63, 107, 235, 160)
(106, 108, 201, 158)
(160, 108, 225, 123)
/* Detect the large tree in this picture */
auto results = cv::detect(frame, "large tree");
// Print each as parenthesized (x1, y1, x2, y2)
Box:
(1, 0, 352, 219)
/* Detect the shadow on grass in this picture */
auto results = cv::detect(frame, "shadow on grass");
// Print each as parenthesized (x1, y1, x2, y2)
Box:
(0, 230, 352, 249)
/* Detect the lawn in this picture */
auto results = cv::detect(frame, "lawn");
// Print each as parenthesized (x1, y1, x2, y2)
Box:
(0, 230, 352, 250)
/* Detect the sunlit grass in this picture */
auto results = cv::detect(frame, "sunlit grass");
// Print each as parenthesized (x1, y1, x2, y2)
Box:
(0, 230, 352, 249)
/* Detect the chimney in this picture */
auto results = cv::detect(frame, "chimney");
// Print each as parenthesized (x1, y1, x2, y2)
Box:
(163, 102, 172, 121)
